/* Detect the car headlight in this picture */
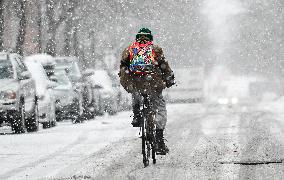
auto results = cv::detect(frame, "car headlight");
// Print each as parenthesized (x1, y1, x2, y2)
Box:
(231, 97, 238, 104)
(218, 98, 229, 105)
(3, 90, 17, 100)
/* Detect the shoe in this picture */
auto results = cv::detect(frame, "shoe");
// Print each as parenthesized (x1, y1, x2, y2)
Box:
(156, 129, 169, 155)
(131, 113, 143, 127)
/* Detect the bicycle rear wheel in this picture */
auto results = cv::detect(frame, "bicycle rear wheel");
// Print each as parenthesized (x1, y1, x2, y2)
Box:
(141, 94, 157, 167)
(151, 131, 157, 164)
(147, 115, 156, 164)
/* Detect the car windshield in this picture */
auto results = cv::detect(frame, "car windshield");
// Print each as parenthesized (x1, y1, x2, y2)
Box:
(0, 61, 13, 79)
(55, 60, 81, 78)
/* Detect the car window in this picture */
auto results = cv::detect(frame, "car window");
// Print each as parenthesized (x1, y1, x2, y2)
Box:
(55, 59, 82, 78)
(9, 58, 22, 78)
(15, 56, 28, 72)
(0, 60, 13, 79)
(69, 63, 81, 77)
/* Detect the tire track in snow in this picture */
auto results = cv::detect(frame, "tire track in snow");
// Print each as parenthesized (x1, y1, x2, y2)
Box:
(0, 131, 89, 180)
(64, 113, 207, 179)
(52, 137, 142, 180)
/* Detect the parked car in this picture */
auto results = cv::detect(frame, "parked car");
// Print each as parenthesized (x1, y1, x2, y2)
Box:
(25, 54, 56, 79)
(88, 79, 105, 116)
(24, 58, 57, 128)
(88, 69, 119, 115)
(117, 85, 132, 111)
(0, 52, 38, 133)
(53, 68, 83, 123)
(54, 56, 94, 119)
(105, 71, 132, 113)
(109, 72, 132, 112)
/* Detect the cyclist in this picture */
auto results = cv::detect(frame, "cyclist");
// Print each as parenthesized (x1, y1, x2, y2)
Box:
(119, 28, 175, 155)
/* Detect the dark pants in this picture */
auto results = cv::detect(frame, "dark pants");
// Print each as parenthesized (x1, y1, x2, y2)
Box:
(132, 91, 167, 130)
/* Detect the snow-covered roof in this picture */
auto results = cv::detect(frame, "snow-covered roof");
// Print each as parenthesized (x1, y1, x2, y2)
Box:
(25, 54, 55, 66)
(0, 52, 8, 60)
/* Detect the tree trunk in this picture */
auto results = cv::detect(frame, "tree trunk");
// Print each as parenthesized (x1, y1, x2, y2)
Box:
(45, 0, 56, 56)
(46, 30, 56, 56)
(63, 0, 78, 56)
(0, 0, 4, 51)
(45, 0, 70, 56)
(36, 0, 43, 53)
(63, 20, 72, 56)
(15, 0, 27, 55)
(73, 26, 79, 57)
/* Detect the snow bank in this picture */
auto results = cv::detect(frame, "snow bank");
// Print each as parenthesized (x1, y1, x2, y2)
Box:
(257, 96, 284, 114)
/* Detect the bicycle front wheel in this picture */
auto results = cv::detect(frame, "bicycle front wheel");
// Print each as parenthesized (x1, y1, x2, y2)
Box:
(142, 117, 149, 167)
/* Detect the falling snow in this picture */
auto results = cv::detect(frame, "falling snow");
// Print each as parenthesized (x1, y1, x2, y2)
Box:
(0, 0, 284, 179)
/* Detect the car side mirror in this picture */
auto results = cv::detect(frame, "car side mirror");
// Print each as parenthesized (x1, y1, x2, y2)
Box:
(49, 75, 58, 82)
(47, 81, 57, 89)
(65, 68, 70, 74)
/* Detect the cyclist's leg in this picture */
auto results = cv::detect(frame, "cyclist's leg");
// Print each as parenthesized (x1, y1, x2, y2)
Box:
(151, 91, 167, 130)
(131, 92, 143, 127)
(150, 91, 169, 155)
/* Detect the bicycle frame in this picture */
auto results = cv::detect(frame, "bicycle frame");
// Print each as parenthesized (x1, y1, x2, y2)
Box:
(141, 94, 156, 167)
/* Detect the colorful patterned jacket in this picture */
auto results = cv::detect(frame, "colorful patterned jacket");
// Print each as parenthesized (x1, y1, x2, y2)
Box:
(119, 41, 175, 94)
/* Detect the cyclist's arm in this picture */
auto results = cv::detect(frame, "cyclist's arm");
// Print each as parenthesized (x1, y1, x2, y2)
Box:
(119, 47, 134, 93)
(119, 47, 130, 76)
(154, 46, 175, 88)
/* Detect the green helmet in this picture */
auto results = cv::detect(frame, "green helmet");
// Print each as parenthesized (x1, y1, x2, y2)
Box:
(136, 28, 153, 41)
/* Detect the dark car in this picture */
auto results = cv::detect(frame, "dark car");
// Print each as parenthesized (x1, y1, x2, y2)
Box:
(0, 52, 38, 133)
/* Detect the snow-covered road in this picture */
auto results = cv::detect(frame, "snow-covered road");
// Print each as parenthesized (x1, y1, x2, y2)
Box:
(0, 102, 284, 179)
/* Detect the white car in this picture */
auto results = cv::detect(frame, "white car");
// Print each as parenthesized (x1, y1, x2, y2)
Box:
(24, 59, 57, 128)
(24, 54, 56, 78)
(88, 70, 119, 115)
(0, 52, 38, 133)
(109, 72, 132, 112)
(54, 57, 94, 120)
(53, 68, 83, 122)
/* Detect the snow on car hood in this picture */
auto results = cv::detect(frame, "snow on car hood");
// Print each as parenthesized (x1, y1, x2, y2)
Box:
(25, 54, 55, 66)
(0, 79, 19, 91)
(25, 61, 48, 96)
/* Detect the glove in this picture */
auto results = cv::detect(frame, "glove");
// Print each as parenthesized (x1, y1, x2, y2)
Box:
(166, 79, 175, 88)
(165, 73, 175, 88)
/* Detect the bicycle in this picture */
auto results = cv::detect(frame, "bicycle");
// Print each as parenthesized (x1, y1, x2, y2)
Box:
(140, 94, 157, 167)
